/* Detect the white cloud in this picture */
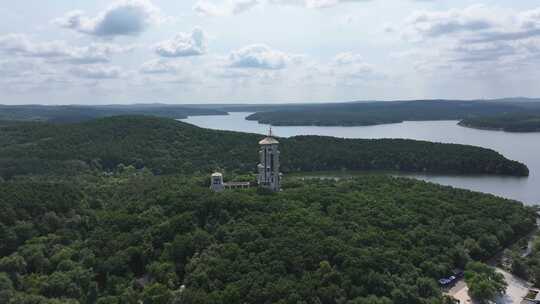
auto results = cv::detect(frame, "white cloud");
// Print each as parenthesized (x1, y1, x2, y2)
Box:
(0, 34, 71, 58)
(402, 5, 540, 44)
(397, 6, 540, 74)
(154, 28, 207, 57)
(140, 59, 181, 74)
(332, 52, 366, 65)
(0, 34, 134, 64)
(228, 44, 291, 70)
(70, 65, 123, 79)
(68, 44, 136, 64)
(194, 0, 369, 16)
(403, 5, 497, 40)
(54, 0, 164, 37)
(329, 52, 381, 80)
(194, 0, 260, 16)
(269, 0, 367, 9)
(0, 60, 39, 78)
(269, 0, 335, 9)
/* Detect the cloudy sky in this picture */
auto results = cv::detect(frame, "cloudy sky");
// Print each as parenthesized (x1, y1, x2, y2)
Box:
(1, 0, 540, 104)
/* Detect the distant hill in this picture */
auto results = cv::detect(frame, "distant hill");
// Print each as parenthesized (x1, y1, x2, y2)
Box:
(0, 116, 528, 179)
(177, 97, 540, 113)
(245, 100, 540, 127)
(0, 104, 227, 123)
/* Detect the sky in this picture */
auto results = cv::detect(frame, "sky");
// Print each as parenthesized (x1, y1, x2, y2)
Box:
(1, 0, 540, 105)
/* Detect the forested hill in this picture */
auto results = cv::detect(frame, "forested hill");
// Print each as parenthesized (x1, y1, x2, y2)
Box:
(245, 100, 540, 127)
(0, 175, 536, 303)
(459, 113, 540, 132)
(0, 115, 528, 179)
(0, 104, 226, 123)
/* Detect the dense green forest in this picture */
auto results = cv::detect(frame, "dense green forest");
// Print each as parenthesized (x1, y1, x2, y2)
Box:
(0, 116, 528, 180)
(0, 105, 226, 123)
(245, 100, 540, 127)
(0, 115, 536, 303)
(459, 114, 540, 132)
(0, 172, 536, 303)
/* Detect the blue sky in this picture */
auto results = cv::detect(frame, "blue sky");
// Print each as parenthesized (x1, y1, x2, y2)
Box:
(1, 0, 540, 104)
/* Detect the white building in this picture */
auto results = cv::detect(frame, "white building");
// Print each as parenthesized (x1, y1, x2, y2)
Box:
(210, 172, 251, 192)
(210, 172, 224, 192)
(257, 129, 282, 192)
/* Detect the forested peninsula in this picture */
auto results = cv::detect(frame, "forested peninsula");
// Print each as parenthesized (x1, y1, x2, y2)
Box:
(245, 100, 540, 128)
(0, 116, 529, 179)
(459, 114, 540, 132)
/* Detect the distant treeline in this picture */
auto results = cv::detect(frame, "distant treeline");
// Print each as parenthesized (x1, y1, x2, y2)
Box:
(0, 104, 226, 123)
(460, 113, 540, 132)
(245, 100, 540, 127)
(0, 116, 528, 180)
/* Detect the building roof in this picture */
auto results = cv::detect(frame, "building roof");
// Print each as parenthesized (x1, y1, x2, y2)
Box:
(259, 128, 279, 145)
(211, 172, 223, 177)
(259, 136, 279, 145)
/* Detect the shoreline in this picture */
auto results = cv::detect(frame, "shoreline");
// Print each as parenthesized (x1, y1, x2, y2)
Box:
(458, 121, 540, 133)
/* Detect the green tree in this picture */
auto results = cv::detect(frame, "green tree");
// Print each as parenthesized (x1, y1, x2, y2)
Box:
(0, 272, 14, 303)
(510, 255, 528, 280)
(465, 262, 507, 303)
(142, 283, 172, 304)
(0, 254, 27, 275)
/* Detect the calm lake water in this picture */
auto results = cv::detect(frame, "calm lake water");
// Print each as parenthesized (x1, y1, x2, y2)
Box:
(182, 112, 540, 205)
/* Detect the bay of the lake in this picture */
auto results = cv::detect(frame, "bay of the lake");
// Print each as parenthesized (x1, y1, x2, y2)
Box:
(182, 112, 540, 205)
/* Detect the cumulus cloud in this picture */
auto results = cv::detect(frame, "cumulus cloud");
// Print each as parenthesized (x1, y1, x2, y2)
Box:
(70, 65, 123, 79)
(154, 28, 207, 57)
(397, 6, 540, 72)
(194, 0, 260, 16)
(269, 0, 369, 9)
(0, 34, 72, 58)
(330, 52, 380, 80)
(0, 60, 38, 78)
(0, 34, 134, 64)
(402, 5, 540, 44)
(403, 5, 496, 40)
(140, 59, 181, 74)
(228, 44, 291, 70)
(54, 0, 164, 37)
(193, 0, 370, 16)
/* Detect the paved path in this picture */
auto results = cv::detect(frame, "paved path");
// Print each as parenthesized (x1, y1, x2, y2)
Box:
(445, 269, 531, 304)
(446, 280, 472, 304)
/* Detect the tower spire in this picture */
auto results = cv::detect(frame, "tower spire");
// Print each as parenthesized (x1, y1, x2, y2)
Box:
(257, 128, 281, 192)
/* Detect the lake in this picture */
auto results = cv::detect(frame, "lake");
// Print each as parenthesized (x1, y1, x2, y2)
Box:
(182, 112, 540, 205)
